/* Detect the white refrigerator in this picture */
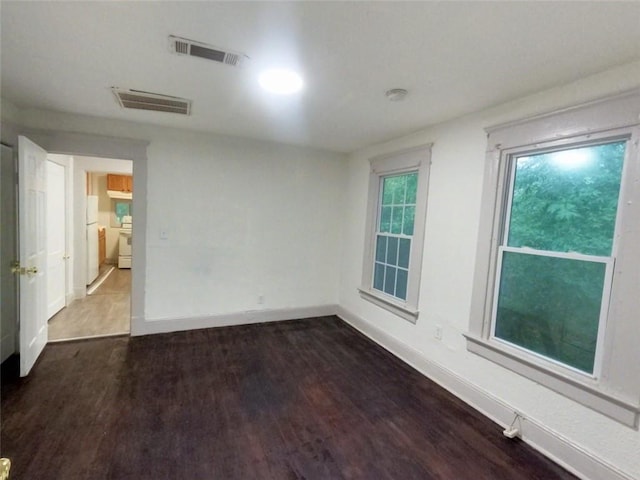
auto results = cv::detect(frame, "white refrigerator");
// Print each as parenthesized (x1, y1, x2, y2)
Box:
(86, 195, 99, 285)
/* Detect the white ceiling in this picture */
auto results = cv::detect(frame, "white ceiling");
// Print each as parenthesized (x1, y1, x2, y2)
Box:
(2, 1, 639, 153)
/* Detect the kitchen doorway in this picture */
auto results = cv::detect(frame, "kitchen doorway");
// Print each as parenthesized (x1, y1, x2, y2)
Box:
(48, 162, 133, 342)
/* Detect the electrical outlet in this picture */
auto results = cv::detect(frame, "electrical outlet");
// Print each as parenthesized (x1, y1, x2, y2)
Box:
(257, 294, 264, 305)
(435, 325, 443, 340)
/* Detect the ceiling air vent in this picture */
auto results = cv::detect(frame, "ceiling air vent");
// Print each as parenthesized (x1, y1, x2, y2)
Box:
(111, 88, 192, 115)
(169, 35, 247, 67)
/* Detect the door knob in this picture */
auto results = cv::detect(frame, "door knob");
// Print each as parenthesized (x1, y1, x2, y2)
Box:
(0, 458, 10, 480)
(10, 262, 38, 276)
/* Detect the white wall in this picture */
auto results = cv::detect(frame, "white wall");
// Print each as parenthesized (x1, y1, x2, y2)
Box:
(143, 133, 344, 322)
(7, 110, 346, 333)
(338, 61, 640, 480)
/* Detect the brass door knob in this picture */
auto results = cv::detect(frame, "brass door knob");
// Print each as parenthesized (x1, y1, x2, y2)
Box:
(0, 457, 11, 480)
(10, 263, 38, 276)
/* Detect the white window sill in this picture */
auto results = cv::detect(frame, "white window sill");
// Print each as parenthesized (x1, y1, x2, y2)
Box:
(358, 287, 418, 323)
(464, 334, 640, 427)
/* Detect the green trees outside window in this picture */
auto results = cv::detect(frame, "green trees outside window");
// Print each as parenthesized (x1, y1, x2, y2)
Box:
(494, 141, 625, 373)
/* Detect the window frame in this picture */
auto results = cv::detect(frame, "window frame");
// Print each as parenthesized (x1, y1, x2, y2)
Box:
(359, 144, 432, 322)
(466, 91, 640, 427)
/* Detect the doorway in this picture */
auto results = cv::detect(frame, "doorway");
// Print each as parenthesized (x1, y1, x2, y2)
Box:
(1, 131, 146, 376)
(48, 162, 133, 342)
(1, 143, 18, 363)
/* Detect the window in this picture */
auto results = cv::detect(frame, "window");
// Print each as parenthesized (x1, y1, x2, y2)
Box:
(466, 92, 640, 426)
(360, 145, 431, 322)
(493, 141, 623, 375)
(111, 199, 132, 227)
(373, 173, 417, 301)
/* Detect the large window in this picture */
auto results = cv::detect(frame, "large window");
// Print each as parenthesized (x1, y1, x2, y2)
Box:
(360, 145, 431, 322)
(467, 92, 640, 426)
(493, 141, 623, 375)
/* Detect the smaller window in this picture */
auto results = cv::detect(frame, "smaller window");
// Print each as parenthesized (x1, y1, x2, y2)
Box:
(359, 145, 431, 322)
(111, 199, 132, 227)
(373, 172, 417, 301)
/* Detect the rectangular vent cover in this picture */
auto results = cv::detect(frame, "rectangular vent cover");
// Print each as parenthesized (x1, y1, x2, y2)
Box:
(112, 88, 192, 115)
(169, 35, 247, 67)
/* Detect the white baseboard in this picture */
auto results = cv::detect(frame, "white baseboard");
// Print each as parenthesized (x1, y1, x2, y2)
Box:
(131, 304, 338, 337)
(1, 333, 16, 363)
(336, 305, 635, 480)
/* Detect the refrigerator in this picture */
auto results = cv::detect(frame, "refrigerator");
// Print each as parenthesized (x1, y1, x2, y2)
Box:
(86, 195, 99, 285)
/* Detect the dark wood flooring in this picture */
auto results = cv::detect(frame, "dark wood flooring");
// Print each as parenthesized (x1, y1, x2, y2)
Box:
(1, 316, 576, 480)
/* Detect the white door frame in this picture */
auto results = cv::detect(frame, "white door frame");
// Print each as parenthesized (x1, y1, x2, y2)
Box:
(10, 129, 148, 339)
(46, 159, 67, 319)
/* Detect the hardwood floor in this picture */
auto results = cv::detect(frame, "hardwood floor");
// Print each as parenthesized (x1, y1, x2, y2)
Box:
(48, 266, 130, 341)
(1, 316, 576, 480)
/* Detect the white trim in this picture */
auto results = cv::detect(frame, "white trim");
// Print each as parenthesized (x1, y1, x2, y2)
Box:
(469, 93, 640, 425)
(130, 304, 338, 336)
(47, 331, 129, 343)
(65, 292, 75, 305)
(357, 287, 418, 323)
(486, 89, 640, 144)
(336, 305, 637, 480)
(361, 144, 432, 321)
(86, 265, 115, 295)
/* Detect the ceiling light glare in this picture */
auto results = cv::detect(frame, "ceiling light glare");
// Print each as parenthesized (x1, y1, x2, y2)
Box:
(259, 69, 303, 94)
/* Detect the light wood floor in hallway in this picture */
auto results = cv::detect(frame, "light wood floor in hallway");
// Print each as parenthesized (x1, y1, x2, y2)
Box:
(48, 266, 131, 341)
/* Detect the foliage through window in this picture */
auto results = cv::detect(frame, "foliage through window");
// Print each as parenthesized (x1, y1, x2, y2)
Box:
(373, 173, 417, 300)
(493, 141, 625, 374)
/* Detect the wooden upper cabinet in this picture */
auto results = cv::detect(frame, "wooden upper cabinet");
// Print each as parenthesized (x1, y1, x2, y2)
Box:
(107, 174, 133, 193)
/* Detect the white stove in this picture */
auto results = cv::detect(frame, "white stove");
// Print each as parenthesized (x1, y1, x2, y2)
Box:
(118, 215, 132, 269)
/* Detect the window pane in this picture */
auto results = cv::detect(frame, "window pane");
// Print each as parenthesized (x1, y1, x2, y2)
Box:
(373, 263, 385, 291)
(392, 176, 407, 204)
(382, 178, 394, 205)
(507, 141, 625, 256)
(403, 206, 415, 236)
(380, 206, 392, 233)
(391, 207, 403, 234)
(387, 236, 399, 266)
(405, 173, 418, 204)
(398, 238, 411, 269)
(396, 269, 408, 300)
(495, 251, 606, 373)
(384, 266, 396, 295)
(375, 235, 387, 263)
(382, 175, 405, 205)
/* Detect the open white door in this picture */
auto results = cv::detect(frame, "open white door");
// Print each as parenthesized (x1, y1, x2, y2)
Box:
(46, 160, 66, 318)
(17, 136, 48, 376)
